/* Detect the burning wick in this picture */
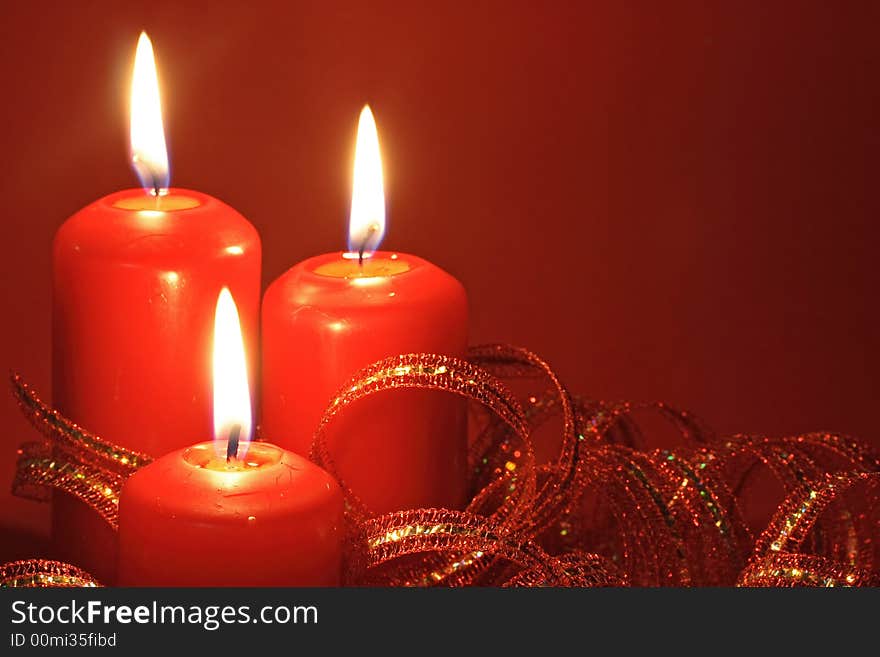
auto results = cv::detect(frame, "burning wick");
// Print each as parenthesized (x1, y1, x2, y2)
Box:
(132, 155, 163, 198)
(357, 223, 380, 266)
(145, 168, 167, 198)
(226, 424, 242, 462)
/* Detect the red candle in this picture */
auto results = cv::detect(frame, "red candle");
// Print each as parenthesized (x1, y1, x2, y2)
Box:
(52, 33, 260, 583)
(261, 107, 468, 515)
(118, 441, 344, 586)
(118, 290, 344, 586)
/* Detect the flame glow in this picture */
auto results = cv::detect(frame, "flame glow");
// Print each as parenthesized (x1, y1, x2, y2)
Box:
(347, 105, 386, 257)
(130, 31, 169, 194)
(213, 288, 252, 459)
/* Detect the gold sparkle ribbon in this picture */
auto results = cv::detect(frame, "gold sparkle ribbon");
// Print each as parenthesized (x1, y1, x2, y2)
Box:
(14, 442, 125, 530)
(738, 472, 880, 586)
(310, 351, 536, 525)
(8, 348, 880, 587)
(0, 559, 101, 588)
(12, 373, 152, 474)
(10, 373, 152, 529)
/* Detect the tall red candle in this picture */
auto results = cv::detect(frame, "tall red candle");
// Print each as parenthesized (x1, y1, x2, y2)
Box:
(261, 107, 468, 514)
(118, 290, 343, 586)
(51, 33, 260, 583)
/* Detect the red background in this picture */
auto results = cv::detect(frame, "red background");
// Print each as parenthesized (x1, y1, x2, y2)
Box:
(1, 1, 878, 554)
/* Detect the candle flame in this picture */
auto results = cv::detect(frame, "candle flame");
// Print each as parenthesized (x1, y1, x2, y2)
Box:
(347, 105, 385, 259)
(130, 31, 169, 195)
(213, 288, 252, 460)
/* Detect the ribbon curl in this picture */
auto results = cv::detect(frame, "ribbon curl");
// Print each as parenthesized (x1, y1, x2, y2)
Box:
(10, 374, 151, 529)
(7, 345, 880, 587)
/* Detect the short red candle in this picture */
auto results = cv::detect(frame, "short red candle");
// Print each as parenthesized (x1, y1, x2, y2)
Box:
(52, 188, 260, 582)
(117, 441, 344, 586)
(261, 251, 468, 514)
(120, 287, 343, 586)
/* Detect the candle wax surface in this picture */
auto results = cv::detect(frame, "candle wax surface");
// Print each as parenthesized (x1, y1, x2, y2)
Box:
(112, 193, 201, 211)
(313, 255, 411, 278)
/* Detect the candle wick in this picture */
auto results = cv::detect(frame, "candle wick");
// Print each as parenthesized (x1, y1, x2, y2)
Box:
(357, 224, 379, 267)
(147, 169, 160, 198)
(358, 237, 368, 267)
(226, 424, 242, 462)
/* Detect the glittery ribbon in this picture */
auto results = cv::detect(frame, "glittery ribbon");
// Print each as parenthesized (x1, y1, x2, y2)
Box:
(738, 473, 880, 586)
(14, 442, 125, 529)
(9, 373, 151, 529)
(310, 351, 535, 523)
(11, 373, 152, 474)
(0, 559, 101, 587)
(353, 508, 624, 587)
(8, 346, 880, 588)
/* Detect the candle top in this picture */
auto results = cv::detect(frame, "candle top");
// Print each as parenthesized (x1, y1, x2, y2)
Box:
(118, 441, 344, 538)
(314, 253, 411, 279)
(113, 193, 200, 212)
(184, 442, 281, 472)
(268, 251, 466, 311)
(56, 188, 259, 264)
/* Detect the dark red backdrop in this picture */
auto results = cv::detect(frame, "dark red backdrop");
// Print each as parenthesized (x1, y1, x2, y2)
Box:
(1, 1, 878, 551)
